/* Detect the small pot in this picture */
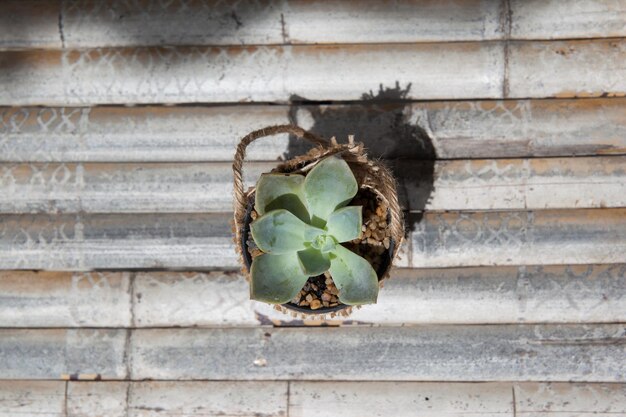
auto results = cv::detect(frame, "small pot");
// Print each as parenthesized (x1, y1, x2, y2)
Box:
(233, 125, 404, 316)
(239, 194, 396, 314)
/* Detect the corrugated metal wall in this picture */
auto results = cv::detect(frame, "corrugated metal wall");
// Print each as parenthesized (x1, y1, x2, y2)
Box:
(1, 1, 625, 415)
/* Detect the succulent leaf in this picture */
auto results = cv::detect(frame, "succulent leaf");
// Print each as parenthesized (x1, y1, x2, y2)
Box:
(251, 209, 321, 254)
(304, 226, 325, 243)
(297, 248, 331, 276)
(254, 174, 309, 223)
(328, 245, 379, 305)
(310, 234, 337, 253)
(249, 154, 384, 306)
(250, 252, 310, 303)
(326, 206, 362, 243)
(303, 156, 358, 227)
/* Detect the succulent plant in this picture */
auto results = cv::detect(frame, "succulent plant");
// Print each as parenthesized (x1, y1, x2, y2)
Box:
(249, 156, 379, 306)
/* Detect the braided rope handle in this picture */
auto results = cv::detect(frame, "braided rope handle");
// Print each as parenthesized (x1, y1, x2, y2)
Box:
(232, 125, 328, 222)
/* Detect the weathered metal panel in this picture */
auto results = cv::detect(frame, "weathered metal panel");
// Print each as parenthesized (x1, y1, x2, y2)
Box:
(0, 329, 127, 380)
(67, 381, 128, 417)
(285, 0, 505, 43)
(62, 0, 284, 48)
(507, 39, 626, 98)
(0, 162, 268, 213)
(0, 381, 65, 417)
(514, 382, 626, 416)
(4, 265, 622, 328)
(1, 0, 505, 50)
(129, 381, 288, 417)
(0, 44, 504, 105)
(1, 156, 623, 213)
(410, 209, 626, 268)
(0, 105, 293, 162)
(510, 0, 626, 40)
(0, 209, 623, 270)
(6, 1, 626, 50)
(401, 156, 626, 211)
(0, 1, 62, 50)
(406, 98, 626, 159)
(3, 380, 624, 417)
(130, 325, 626, 381)
(0, 213, 237, 270)
(3, 99, 624, 163)
(132, 265, 626, 327)
(291, 382, 626, 417)
(0, 271, 131, 327)
(290, 382, 513, 417)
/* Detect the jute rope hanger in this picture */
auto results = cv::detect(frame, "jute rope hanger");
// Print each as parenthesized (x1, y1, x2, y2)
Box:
(233, 124, 328, 222)
(232, 124, 404, 282)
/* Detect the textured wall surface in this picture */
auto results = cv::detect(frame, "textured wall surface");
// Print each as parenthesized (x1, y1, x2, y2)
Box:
(1, 1, 625, 415)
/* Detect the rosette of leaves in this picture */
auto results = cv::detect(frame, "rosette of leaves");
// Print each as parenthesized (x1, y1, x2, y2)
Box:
(250, 156, 379, 305)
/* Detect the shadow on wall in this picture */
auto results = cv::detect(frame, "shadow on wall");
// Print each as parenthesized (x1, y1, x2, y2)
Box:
(286, 82, 436, 237)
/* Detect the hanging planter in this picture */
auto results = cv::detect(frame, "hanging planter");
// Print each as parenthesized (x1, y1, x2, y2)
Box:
(233, 125, 404, 316)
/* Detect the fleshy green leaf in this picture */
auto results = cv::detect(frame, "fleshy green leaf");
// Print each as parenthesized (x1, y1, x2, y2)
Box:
(251, 209, 322, 254)
(297, 248, 331, 276)
(328, 245, 379, 305)
(250, 252, 310, 304)
(326, 206, 362, 243)
(254, 173, 309, 223)
(303, 156, 358, 227)
(310, 234, 337, 253)
(304, 226, 325, 243)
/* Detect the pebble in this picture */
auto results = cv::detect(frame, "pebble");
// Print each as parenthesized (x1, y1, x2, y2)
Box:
(253, 358, 267, 367)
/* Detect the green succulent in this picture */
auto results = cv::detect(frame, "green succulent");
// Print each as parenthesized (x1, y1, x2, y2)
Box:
(249, 156, 379, 306)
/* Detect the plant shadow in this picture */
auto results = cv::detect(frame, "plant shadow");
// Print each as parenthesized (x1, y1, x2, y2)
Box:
(285, 82, 436, 237)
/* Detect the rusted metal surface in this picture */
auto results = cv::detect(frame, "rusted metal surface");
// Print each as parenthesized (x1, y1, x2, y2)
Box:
(61, 0, 285, 48)
(510, 0, 626, 40)
(0, 0, 62, 50)
(129, 325, 626, 381)
(291, 382, 626, 417)
(134, 265, 625, 327)
(0, 329, 127, 380)
(0, 209, 624, 270)
(3, 381, 625, 417)
(2, 99, 625, 162)
(3, 265, 623, 328)
(0, 381, 66, 417)
(0, 156, 623, 213)
(0, 271, 131, 327)
(0, 43, 504, 105)
(508, 39, 626, 98)
(0, 213, 237, 270)
(3, 1, 625, 49)
(410, 208, 626, 268)
(401, 155, 626, 211)
(66, 382, 128, 417)
(1, 0, 504, 49)
(1, 1, 624, 407)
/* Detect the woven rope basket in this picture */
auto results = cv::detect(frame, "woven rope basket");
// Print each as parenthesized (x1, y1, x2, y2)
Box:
(233, 125, 404, 317)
